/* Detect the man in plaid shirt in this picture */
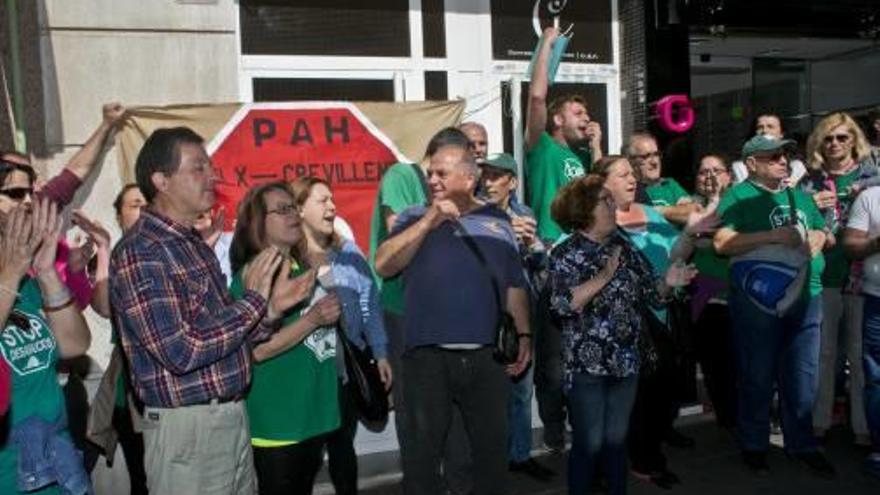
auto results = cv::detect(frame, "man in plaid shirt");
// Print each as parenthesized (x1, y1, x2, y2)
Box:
(110, 127, 306, 494)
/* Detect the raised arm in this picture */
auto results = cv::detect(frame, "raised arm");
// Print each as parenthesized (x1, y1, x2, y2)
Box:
(65, 103, 126, 181)
(525, 27, 559, 151)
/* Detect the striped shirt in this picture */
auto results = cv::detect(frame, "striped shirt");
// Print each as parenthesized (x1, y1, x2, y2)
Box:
(110, 209, 273, 408)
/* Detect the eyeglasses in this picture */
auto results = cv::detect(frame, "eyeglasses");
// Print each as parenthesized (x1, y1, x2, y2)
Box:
(697, 168, 728, 177)
(632, 151, 661, 161)
(0, 187, 33, 201)
(752, 152, 787, 163)
(823, 133, 851, 144)
(266, 204, 297, 216)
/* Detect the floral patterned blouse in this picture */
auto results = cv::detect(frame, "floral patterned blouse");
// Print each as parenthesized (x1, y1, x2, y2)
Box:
(549, 231, 664, 388)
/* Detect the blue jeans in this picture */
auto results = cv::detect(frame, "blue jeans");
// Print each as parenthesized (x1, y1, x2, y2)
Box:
(862, 294, 880, 451)
(508, 364, 535, 462)
(566, 373, 638, 495)
(729, 288, 821, 453)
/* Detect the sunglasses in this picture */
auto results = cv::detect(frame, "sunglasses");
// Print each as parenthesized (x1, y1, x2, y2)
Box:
(752, 152, 787, 163)
(823, 133, 851, 144)
(0, 187, 33, 200)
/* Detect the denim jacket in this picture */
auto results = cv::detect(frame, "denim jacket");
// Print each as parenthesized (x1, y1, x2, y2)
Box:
(11, 413, 93, 495)
(329, 240, 389, 360)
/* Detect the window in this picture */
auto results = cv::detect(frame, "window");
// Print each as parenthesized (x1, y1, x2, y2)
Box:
(253, 78, 395, 102)
(240, 0, 410, 57)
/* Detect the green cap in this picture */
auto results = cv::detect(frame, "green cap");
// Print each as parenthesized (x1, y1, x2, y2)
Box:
(478, 152, 519, 176)
(741, 135, 796, 159)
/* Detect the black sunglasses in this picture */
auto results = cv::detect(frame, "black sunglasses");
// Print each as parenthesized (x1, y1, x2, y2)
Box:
(0, 187, 34, 200)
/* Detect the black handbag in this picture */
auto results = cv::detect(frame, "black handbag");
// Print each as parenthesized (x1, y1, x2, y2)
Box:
(316, 271, 389, 423)
(452, 222, 520, 365)
(337, 329, 389, 423)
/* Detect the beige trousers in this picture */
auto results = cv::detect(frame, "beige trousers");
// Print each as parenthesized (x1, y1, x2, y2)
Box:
(141, 400, 256, 495)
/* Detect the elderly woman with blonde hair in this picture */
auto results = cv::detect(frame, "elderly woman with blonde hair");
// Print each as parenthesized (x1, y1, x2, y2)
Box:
(801, 112, 879, 447)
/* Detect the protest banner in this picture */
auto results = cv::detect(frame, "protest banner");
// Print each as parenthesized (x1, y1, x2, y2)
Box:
(116, 101, 464, 253)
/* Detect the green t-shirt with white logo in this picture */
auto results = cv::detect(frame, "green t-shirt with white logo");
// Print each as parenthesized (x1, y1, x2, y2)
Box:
(368, 162, 428, 315)
(645, 178, 690, 207)
(526, 132, 592, 243)
(0, 278, 63, 495)
(231, 266, 339, 445)
(719, 181, 826, 297)
(821, 169, 859, 288)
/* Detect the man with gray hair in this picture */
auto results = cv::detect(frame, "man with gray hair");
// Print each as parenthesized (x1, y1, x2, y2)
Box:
(460, 121, 489, 160)
(376, 143, 531, 495)
(624, 132, 698, 225)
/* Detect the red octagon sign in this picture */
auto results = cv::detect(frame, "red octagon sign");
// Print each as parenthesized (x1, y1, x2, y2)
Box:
(206, 102, 407, 254)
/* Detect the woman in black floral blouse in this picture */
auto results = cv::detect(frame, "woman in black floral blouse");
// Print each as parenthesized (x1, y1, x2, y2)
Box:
(549, 171, 695, 495)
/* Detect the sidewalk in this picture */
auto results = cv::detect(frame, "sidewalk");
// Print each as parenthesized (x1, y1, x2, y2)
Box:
(341, 415, 878, 495)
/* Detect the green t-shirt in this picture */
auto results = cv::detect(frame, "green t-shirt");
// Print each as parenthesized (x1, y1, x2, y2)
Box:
(0, 278, 63, 495)
(719, 181, 826, 297)
(525, 132, 592, 243)
(820, 169, 859, 288)
(231, 266, 339, 444)
(645, 178, 690, 207)
(368, 162, 428, 315)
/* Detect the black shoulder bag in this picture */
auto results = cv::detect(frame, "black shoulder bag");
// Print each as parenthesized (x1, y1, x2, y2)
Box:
(317, 273, 389, 423)
(451, 222, 521, 365)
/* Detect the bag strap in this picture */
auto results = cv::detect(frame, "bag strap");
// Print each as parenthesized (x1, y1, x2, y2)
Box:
(410, 163, 431, 207)
(785, 186, 799, 227)
(449, 220, 506, 319)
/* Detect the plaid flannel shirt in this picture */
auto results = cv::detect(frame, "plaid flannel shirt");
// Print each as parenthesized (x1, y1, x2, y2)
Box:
(110, 210, 273, 408)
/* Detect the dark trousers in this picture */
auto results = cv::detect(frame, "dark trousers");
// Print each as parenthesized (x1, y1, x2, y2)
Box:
(254, 436, 326, 495)
(694, 302, 737, 428)
(326, 381, 359, 495)
(385, 312, 410, 461)
(628, 331, 678, 474)
(402, 347, 510, 495)
(535, 290, 567, 447)
(113, 407, 148, 495)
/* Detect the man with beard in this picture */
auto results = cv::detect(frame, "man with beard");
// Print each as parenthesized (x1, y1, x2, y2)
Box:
(525, 27, 603, 245)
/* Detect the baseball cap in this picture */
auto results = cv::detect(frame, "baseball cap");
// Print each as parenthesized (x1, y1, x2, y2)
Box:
(478, 152, 518, 176)
(741, 135, 796, 159)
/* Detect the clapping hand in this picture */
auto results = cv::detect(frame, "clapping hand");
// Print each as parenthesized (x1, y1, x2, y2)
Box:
(0, 205, 42, 281)
(269, 266, 317, 320)
(66, 235, 95, 275)
(684, 198, 720, 237)
(31, 198, 63, 278)
(665, 261, 698, 288)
